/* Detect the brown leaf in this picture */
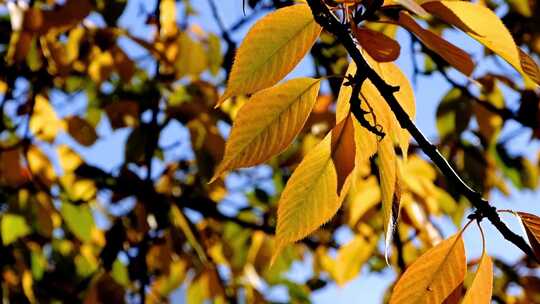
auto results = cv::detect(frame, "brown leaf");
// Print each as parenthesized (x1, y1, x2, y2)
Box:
(355, 27, 401, 62)
(517, 212, 540, 260)
(398, 12, 474, 76)
(66, 116, 98, 147)
(331, 113, 356, 194)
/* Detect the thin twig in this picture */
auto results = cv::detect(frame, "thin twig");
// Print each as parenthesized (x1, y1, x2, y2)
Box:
(305, 0, 537, 262)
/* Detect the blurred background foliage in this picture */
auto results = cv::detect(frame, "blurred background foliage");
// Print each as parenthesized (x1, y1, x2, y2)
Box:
(0, 0, 539, 303)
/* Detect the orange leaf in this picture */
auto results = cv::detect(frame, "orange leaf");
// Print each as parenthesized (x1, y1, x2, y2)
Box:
(390, 233, 466, 304)
(422, 1, 539, 85)
(355, 28, 401, 62)
(398, 12, 474, 76)
(462, 251, 493, 304)
(517, 212, 540, 260)
(331, 114, 356, 194)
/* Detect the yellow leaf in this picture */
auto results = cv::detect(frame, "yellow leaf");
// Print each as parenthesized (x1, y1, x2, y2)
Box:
(332, 226, 378, 286)
(176, 32, 208, 78)
(335, 63, 378, 167)
(378, 133, 399, 259)
(27, 145, 56, 186)
(273, 116, 354, 262)
(338, 58, 415, 162)
(397, 11, 474, 76)
(88, 50, 115, 84)
(364, 54, 416, 160)
(390, 233, 467, 304)
(355, 27, 401, 62)
(517, 212, 540, 260)
(212, 78, 321, 181)
(57, 144, 83, 172)
(423, 1, 540, 85)
(29, 94, 64, 142)
(22, 270, 36, 304)
(347, 176, 381, 226)
(462, 249, 493, 304)
(218, 4, 322, 105)
(160, 0, 178, 38)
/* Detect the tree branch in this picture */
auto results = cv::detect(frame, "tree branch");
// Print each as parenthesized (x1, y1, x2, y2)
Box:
(305, 0, 537, 262)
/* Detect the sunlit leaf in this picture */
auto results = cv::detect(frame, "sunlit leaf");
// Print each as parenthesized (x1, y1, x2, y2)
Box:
(390, 233, 466, 304)
(423, 0, 540, 85)
(27, 145, 56, 186)
(398, 12, 474, 76)
(29, 94, 65, 142)
(355, 27, 400, 63)
(517, 212, 540, 260)
(176, 32, 208, 78)
(333, 226, 378, 286)
(212, 78, 321, 181)
(218, 4, 322, 105)
(273, 115, 355, 262)
(61, 202, 94, 243)
(1, 214, 30, 245)
(462, 247, 493, 303)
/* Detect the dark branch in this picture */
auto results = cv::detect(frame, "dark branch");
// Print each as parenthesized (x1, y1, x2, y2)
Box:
(305, 0, 538, 262)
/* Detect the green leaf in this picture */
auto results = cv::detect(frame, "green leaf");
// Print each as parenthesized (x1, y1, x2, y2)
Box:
(61, 202, 94, 243)
(1, 214, 30, 245)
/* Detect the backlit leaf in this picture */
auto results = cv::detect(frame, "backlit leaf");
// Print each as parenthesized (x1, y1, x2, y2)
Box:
(517, 212, 540, 260)
(398, 12, 474, 76)
(61, 202, 94, 243)
(378, 134, 399, 259)
(212, 78, 321, 181)
(66, 116, 98, 147)
(273, 116, 355, 262)
(423, 0, 540, 85)
(390, 233, 466, 304)
(333, 226, 378, 286)
(218, 4, 322, 105)
(336, 62, 378, 167)
(462, 245, 493, 303)
(355, 27, 400, 62)
(29, 94, 64, 143)
(1, 214, 30, 245)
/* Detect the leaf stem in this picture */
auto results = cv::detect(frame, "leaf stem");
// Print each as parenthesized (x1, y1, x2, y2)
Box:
(305, 0, 538, 262)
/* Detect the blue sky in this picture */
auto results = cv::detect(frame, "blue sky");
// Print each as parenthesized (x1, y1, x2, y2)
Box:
(45, 0, 540, 302)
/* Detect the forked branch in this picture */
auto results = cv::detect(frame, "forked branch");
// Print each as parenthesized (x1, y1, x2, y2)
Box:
(305, 0, 537, 262)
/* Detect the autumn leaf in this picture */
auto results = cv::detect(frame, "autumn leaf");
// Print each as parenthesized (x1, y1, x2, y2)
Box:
(331, 113, 356, 194)
(29, 94, 65, 143)
(517, 212, 540, 260)
(462, 229, 493, 304)
(273, 114, 355, 263)
(355, 27, 401, 63)
(390, 233, 467, 304)
(212, 78, 321, 181)
(320, 225, 379, 286)
(423, 0, 540, 85)
(397, 11, 474, 76)
(335, 62, 378, 167)
(66, 116, 98, 147)
(378, 134, 400, 260)
(217, 4, 322, 105)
